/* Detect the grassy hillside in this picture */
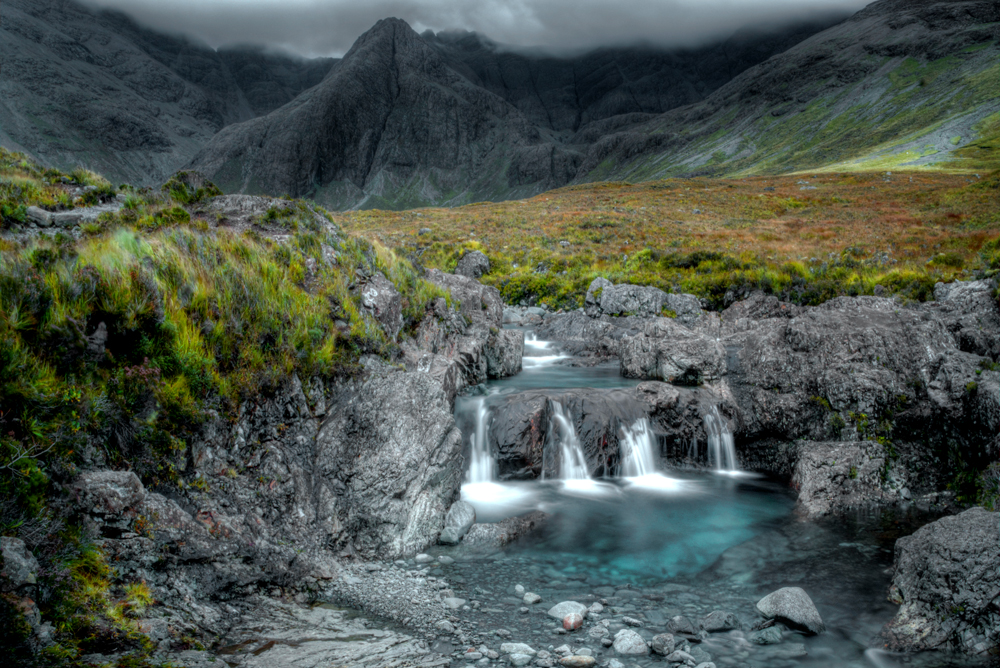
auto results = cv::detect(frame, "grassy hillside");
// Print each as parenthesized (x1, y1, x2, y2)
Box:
(336, 170, 1000, 310)
(0, 149, 446, 665)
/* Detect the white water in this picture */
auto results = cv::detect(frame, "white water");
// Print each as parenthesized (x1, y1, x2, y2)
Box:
(548, 400, 590, 480)
(619, 418, 657, 477)
(523, 333, 571, 367)
(465, 397, 495, 484)
(704, 405, 739, 472)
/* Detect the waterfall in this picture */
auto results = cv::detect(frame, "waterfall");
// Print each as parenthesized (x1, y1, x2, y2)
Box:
(465, 398, 495, 484)
(703, 405, 738, 472)
(549, 401, 590, 480)
(619, 418, 657, 477)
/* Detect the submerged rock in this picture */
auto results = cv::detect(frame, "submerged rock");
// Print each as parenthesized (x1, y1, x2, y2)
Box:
(612, 628, 649, 655)
(880, 506, 1000, 656)
(702, 610, 741, 633)
(439, 500, 476, 544)
(462, 511, 546, 551)
(750, 626, 783, 645)
(756, 587, 825, 635)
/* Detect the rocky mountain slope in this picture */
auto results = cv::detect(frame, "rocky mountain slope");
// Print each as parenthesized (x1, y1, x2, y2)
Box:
(581, 0, 1000, 179)
(0, 0, 334, 185)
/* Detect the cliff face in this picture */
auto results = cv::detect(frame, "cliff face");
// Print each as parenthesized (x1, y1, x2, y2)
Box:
(0, 0, 335, 185)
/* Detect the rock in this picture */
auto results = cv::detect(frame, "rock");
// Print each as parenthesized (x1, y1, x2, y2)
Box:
(559, 657, 595, 667)
(599, 283, 668, 318)
(587, 625, 608, 639)
(664, 650, 695, 663)
(419, 228, 432, 235)
(619, 318, 725, 385)
(500, 643, 536, 656)
(792, 441, 894, 516)
(524, 592, 542, 605)
(414, 553, 434, 563)
(650, 633, 676, 655)
(695, 663, 717, 668)
(562, 613, 583, 631)
(547, 601, 588, 621)
(587, 602, 603, 614)
(72, 471, 146, 517)
(622, 616, 642, 627)
(487, 329, 525, 379)
(358, 273, 403, 341)
(439, 500, 476, 544)
(462, 511, 546, 550)
(25, 206, 52, 227)
(509, 654, 533, 667)
(584, 278, 613, 318)
(606, 660, 624, 668)
(51, 211, 82, 227)
(701, 610, 741, 633)
(666, 615, 699, 638)
(756, 587, 825, 635)
(443, 597, 466, 609)
(612, 629, 649, 655)
(438, 555, 454, 565)
(436, 620, 456, 634)
(880, 507, 1000, 655)
(456, 251, 491, 279)
(0, 537, 39, 592)
(749, 626, 783, 645)
(515, 585, 525, 595)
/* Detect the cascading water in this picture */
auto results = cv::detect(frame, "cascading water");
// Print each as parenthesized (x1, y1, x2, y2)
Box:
(465, 397, 495, 484)
(619, 418, 657, 477)
(548, 401, 590, 480)
(703, 405, 739, 472)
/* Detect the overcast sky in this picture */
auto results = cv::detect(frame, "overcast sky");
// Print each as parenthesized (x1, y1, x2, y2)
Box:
(82, 0, 873, 58)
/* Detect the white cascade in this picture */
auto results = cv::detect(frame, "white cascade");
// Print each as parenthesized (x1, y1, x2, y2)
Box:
(549, 401, 590, 480)
(619, 418, 658, 477)
(465, 398, 495, 484)
(703, 405, 738, 472)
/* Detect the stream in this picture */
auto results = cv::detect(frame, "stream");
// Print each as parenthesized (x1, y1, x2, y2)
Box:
(427, 329, 982, 668)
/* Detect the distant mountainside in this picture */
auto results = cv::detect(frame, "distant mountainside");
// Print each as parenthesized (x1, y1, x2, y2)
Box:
(579, 0, 1000, 180)
(188, 17, 840, 209)
(0, 0, 335, 185)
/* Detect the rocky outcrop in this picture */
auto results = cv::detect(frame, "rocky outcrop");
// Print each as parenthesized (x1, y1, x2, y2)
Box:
(880, 507, 1000, 656)
(455, 251, 490, 279)
(584, 279, 705, 324)
(620, 318, 725, 385)
(792, 441, 897, 516)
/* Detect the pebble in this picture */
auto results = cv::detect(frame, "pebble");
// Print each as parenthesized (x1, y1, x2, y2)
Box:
(553, 645, 571, 655)
(524, 592, 542, 604)
(438, 556, 455, 565)
(601, 638, 613, 647)
(547, 602, 588, 620)
(500, 643, 536, 656)
(622, 616, 643, 627)
(443, 598, 466, 609)
(465, 652, 483, 661)
(515, 585, 525, 596)
(666, 650, 696, 663)
(650, 633, 675, 655)
(607, 661, 624, 668)
(559, 657, 596, 667)
(612, 629, 649, 655)
(562, 613, 583, 631)
(587, 602, 603, 614)
(415, 554, 434, 564)
(509, 653, 533, 667)
(435, 620, 456, 634)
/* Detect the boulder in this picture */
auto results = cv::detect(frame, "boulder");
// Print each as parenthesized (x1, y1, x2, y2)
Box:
(0, 537, 39, 592)
(880, 507, 999, 655)
(72, 471, 146, 517)
(701, 610, 741, 632)
(600, 283, 667, 318)
(462, 511, 546, 550)
(438, 500, 476, 544)
(547, 601, 588, 621)
(487, 329, 524, 379)
(620, 318, 725, 385)
(612, 629, 649, 655)
(584, 277, 613, 318)
(455, 251, 490, 279)
(666, 615, 699, 638)
(756, 587, 825, 634)
(25, 206, 52, 227)
(358, 273, 403, 341)
(792, 441, 894, 516)
(650, 633, 675, 655)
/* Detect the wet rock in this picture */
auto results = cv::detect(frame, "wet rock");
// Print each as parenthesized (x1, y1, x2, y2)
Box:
(667, 615, 700, 638)
(793, 441, 895, 516)
(436, 620, 456, 633)
(463, 511, 546, 550)
(0, 537, 39, 591)
(606, 660, 624, 668)
(757, 587, 825, 635)
(415, 554, 435, 563)
(750, 626, 783, 645)
(547, 601, 588, 621)
(701, 610, 741, 633)
(622, 616, 643, 627)
(880, 506, 1000, 655)
(524, 592, 542, 604)
(559, 657, 595, 668)
(562, 613, 583, 631)
(650, 633, 675, 655)
(664, 650, 695, 663)
(515, 585, 525, 595)
(487, 329, 525, 379)
(587, 625, 608, 638)
(508, 654, 533, 667)
(500, 643, 536, 656)
(587, 602, 603, 614)
(439, 500, 476, 544)
(443, 597, 466, 609)
(455, 251, 491, 279)
(612, 628, 649, 655)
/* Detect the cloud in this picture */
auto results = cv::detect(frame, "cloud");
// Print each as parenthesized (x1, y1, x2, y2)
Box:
(81, 0, 873, 58)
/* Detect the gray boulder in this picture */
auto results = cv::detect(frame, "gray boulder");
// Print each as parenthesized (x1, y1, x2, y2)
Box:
(792, 441, 894, 516)
(600, 283, 668, 318)
(620, 318, 725, 385)
(358, 273, 403, 341)
(880, 507, 999, 655)
(455, 251, 490, 279)
(72, 471, 146, 517)
(612, 629, 649, 655)
(702, 610, 741, 632)
(487, 329, 524, 379)
(584, 278, 613, 318)
(650, 633, 675, 655)
(0, 537, 39, 592)
(756, 587, 825, 634)
(462, 512, 546, 551)
(25, 207, 52, 227)
(438, 500, 476, 544)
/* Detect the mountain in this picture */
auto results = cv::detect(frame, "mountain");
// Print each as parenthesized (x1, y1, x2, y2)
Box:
(578, 0, 1000, 180)
(0, 0, 335, 185)
(188, 17, 840, 209)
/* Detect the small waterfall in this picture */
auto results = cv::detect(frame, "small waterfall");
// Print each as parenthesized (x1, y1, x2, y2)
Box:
(619, 418, 658, 477)
(465, 398, 495, 484)
(548, 401, 590, 480)
(704, 405, 738, 472)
